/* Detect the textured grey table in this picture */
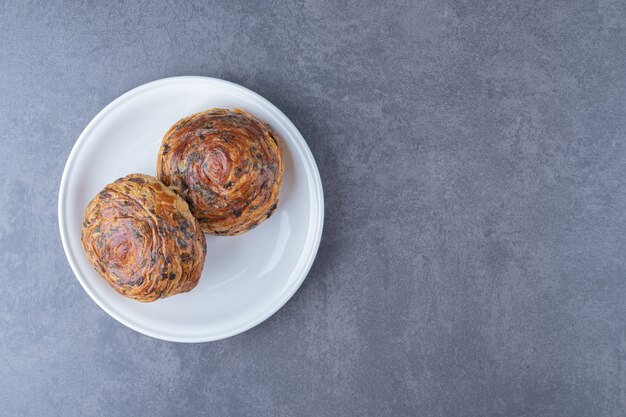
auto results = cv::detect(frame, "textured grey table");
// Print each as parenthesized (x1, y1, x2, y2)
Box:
(1, 1, 625, 416)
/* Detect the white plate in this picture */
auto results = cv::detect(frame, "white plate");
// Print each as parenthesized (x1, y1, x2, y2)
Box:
(58, 76, 324, 342)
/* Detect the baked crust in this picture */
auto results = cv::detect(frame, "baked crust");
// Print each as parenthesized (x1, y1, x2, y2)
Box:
(81, 174, 206, 302)
(156, 108, 284, 235)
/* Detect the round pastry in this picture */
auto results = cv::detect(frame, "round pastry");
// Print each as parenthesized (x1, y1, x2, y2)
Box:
(81, 174, 206, 302)
(156, 108, 284, 235)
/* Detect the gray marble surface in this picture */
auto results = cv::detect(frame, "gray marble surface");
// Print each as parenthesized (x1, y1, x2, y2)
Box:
(1, 1, 625, 416)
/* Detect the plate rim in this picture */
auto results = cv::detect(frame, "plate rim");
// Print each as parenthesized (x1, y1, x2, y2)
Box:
(58, 76, 324, 343)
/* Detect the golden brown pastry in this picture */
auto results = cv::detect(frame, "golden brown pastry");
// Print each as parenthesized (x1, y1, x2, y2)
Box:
(156, 108, 284, 235)
(81, 174, 206, 302)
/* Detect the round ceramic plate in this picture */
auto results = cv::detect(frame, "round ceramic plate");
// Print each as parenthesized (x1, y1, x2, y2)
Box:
(58, 76, 324, 342)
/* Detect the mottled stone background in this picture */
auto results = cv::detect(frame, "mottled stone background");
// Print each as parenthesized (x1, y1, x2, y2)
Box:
(1, 1, 625, 416)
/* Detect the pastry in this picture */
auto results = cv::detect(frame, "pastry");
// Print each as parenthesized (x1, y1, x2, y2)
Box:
(156, 108, 284, 235)
(81, 174, 206, 302)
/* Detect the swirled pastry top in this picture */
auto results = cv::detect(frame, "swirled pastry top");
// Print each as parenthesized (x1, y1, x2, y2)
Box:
(156, 108, 284, 235)
(81, 174, 206, 302)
